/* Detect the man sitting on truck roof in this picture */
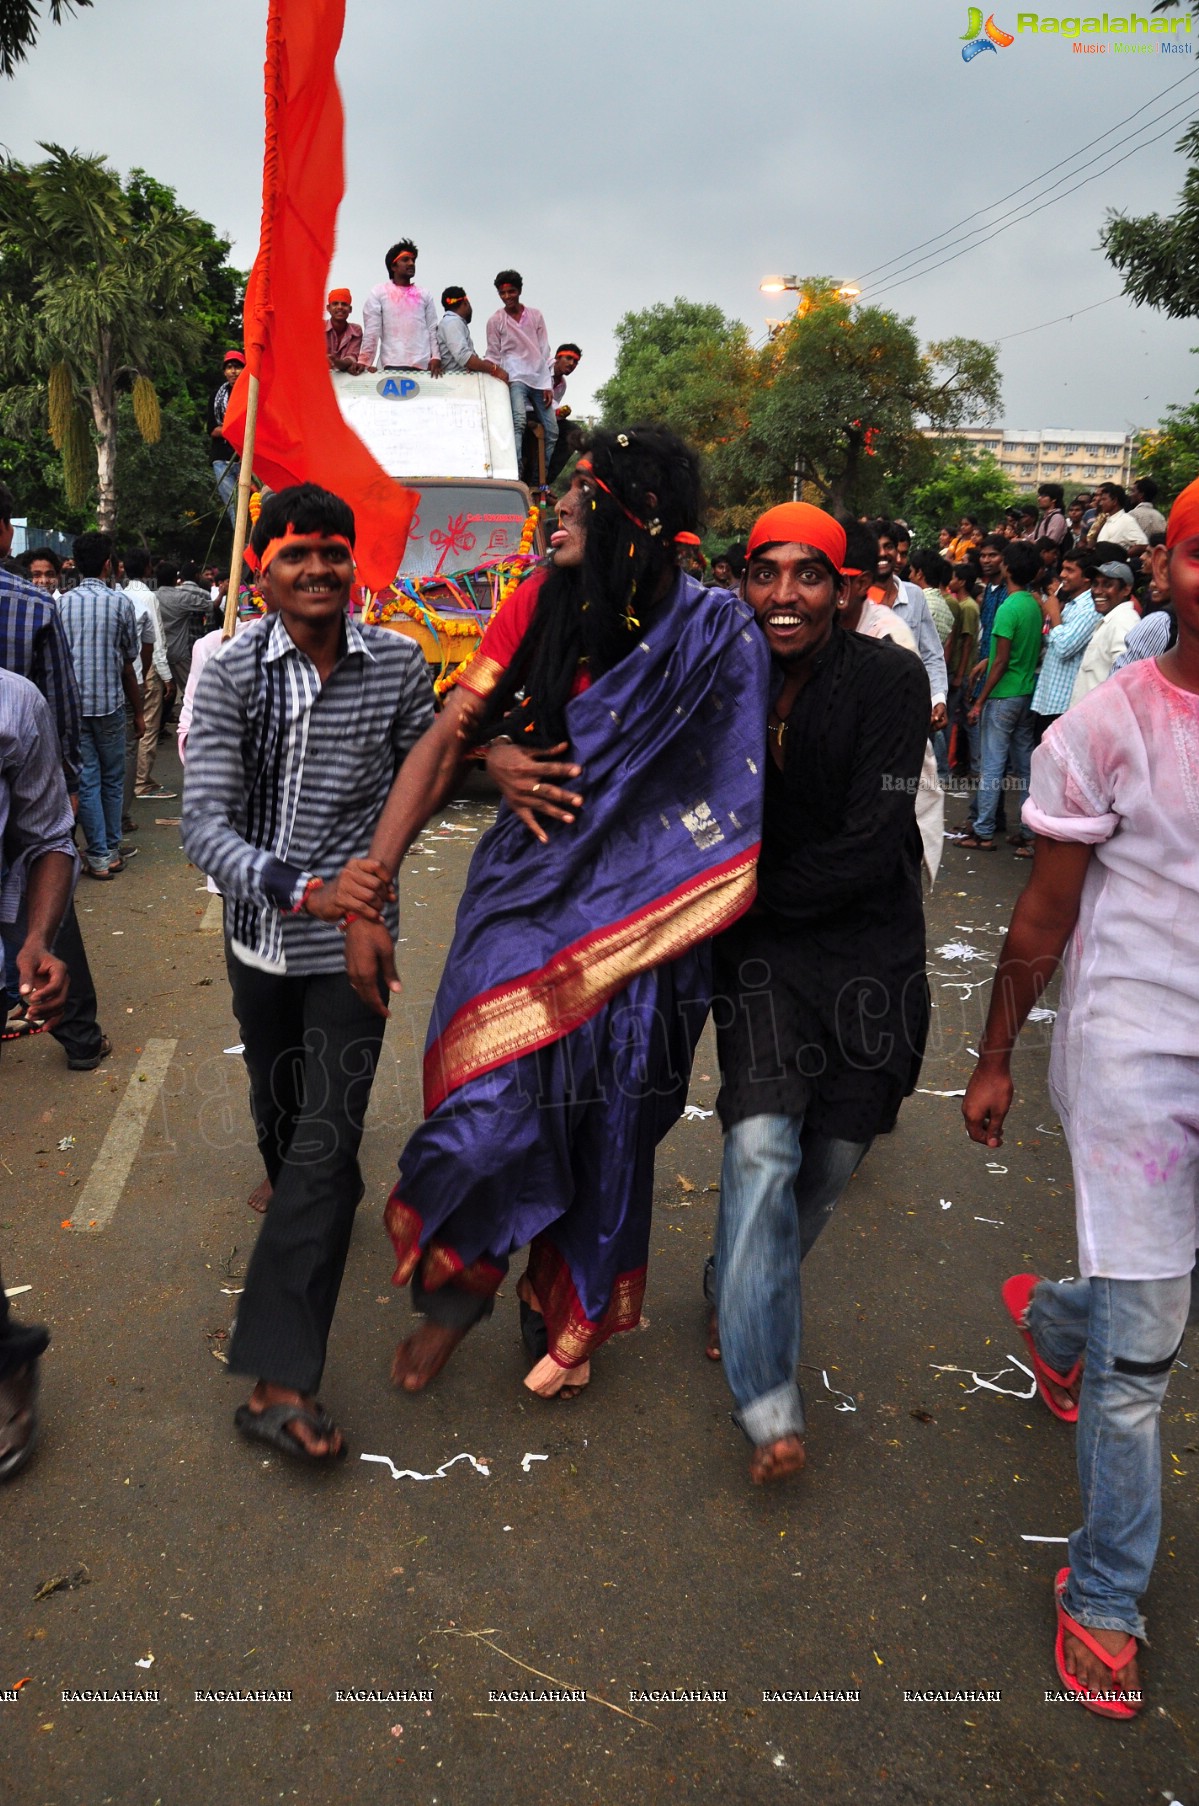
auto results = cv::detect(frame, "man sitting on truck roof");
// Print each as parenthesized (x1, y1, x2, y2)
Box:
(360, 239, 443, 377)
(325, 288, 364, 373)
(437, 288, 508, 382)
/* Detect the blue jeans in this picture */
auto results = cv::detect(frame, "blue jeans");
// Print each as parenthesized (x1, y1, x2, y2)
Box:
(715, 1114, 870, 1445)
(973, 693, 1034, 842)
(77, 708, 126, 873)
(1028, 1274, 1191, 1639)
(509, 383, 558, 477)
(213, 456, 239, 527)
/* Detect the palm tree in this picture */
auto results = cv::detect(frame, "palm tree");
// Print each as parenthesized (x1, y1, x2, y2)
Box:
(0, 0, 92, 79)
(0, 144, 205, 529)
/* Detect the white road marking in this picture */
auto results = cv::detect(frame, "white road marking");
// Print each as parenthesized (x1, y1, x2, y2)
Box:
(200, 895, 223, 932)
(67, 1039, 178, 1232)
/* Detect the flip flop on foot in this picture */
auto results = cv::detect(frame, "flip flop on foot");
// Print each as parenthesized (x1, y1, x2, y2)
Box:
(749, 1433, 805, 1485)
(234, 1390, 346, 1464)
(1054, 1568, 1142, 1718)
(1002, 1273, 1081, 1421)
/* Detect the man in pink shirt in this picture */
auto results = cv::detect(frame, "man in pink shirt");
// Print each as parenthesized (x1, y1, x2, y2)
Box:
(485, 269, 556, 488)
(360, 240, 443, 376)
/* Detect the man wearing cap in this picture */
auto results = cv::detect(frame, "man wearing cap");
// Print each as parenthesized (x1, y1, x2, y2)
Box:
(710, 501, 930, 1486)
(360, 240, 443, 377)
(436, 289, 507, 380)
(209, 349, 245, 526)
(325, 290, 363, 373)
(1070, 561, 1140, 706)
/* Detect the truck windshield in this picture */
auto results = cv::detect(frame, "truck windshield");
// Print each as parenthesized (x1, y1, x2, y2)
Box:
(400, 485, 531, 580)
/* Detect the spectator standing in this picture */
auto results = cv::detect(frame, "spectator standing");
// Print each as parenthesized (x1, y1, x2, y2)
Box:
(1029, 551, 1099, 740)
(124, 548, 175, 801)
(1129, 476, 1167, 541)
(486, 270, 557, 490)
(1085, 483, 1148, 554)
(117, 554, 158, 832)
(209, 349, 245, 527)
(17, 547, 62, 596)
(435, 288, 507, 379)
(58, 532, 143, 879)
(945, 562, 981, 770)
(325, 288, 363, 372)
(869, 521, 949, 734)
(0, 667, 76, 1479)
(947, 515, 980, 563)
(360, 240, 443, 374)
(156, 561, 213, 694)
(1071, 561, 1140, 706)
(960, 540, 1042, 854)
(1032, 482, 1068, 546)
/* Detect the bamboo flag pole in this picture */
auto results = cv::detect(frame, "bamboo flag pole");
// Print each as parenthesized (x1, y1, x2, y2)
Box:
(222, 0, 282, 640)
(222, 375, 259, 640)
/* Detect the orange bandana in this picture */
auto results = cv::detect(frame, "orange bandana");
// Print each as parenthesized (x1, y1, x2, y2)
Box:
(747, 503, 846, 568)
(1166, 475, 1199, 549)
(247, 530, 354, 575)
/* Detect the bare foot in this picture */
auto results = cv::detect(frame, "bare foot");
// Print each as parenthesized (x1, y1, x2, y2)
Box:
(244, 1381, 343, 1458)
(749, 1434, 806, 1485)
(1060, 1624, 1142, 1704)
(391, 1321, 466, 1392)
(247, 1178, 272, 1215)
(524, 1355, 590, 1399)
(705, 1306, 721, 1362)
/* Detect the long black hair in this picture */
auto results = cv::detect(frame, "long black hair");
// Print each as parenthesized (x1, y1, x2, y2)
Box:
(478, 425, 703, 746)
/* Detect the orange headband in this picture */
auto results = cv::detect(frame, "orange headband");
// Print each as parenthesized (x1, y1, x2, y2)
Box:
(747, 502, 847, 569)
(247, 530, 354, 575)
(1166, 474, 1199, 549)
(327, 287, 352, 305)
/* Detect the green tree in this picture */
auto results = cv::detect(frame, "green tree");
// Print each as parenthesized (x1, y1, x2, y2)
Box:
(1134, 402, 1199, 502)
(1101, 119, 1199, 319)
(735, 280, 1002, 517)
(901, 443, 1017, 544)
(0, 145, 226, 530)
(596, 299, 754, 451)
(0, 0, 92, 78)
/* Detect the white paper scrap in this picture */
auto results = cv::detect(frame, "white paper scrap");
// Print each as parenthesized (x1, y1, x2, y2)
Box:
(974, 1216, 1005, 1226)
(520, 1453, 549, 1472)
(1020, 1535, 1069, 1544)
(916, 1088, 966, 1098)
(819, 1370, 856, 1413)
(1028, 1007, 1057, 1022)
(224, 1044, 244, 1055)
(57, 1135, 76, 1151)
(360, 1451, 490, 1482)
(935, 941, 987, 963)
(985, 1162, 1008, 1175)
(940, 1199, 953, 1210)
(682, 1105, 714, 1121)
(929, 1355, 1036, 1400)
(3, 1284, 32, 1298)
(134, 1655, 155, 1669)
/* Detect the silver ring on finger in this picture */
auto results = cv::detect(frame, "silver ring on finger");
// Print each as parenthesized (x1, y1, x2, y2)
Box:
(532, 782, 542, 795)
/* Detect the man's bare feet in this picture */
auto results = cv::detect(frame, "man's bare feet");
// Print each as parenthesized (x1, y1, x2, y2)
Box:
(1060, 1624, 1141, 1702)
(749, 1434, 806, 1485)
(243, 1381, 342, 1458)
(705, 1307, 721, 1362)
(391, 1321, 466, 1392)
(524, 1355, 590, 1399)
(247, 1178, 273, 1215)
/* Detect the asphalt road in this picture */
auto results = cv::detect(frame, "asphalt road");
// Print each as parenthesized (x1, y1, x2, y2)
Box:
(1, 747, 1195, 1806)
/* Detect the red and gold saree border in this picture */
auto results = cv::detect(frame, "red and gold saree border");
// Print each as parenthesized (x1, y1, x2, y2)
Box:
(423, 842, 759, 1115)
(385, 1190, 505, 1296)
(526, 1236, 646, 1368)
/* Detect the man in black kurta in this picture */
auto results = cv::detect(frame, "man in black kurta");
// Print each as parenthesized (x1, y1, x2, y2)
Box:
(711, 502, 930, 1484)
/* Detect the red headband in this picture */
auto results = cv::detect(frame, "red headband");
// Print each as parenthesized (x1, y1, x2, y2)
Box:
(746, 502, 847, 570)
(327, 287, 352, 305)
(576, 458, 653, 533)
(246, 530, 354, 575)
(1166, 475, 1199, 549)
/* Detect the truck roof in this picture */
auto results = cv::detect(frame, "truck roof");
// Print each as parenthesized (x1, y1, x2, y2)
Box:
(333, 369, 519, 482)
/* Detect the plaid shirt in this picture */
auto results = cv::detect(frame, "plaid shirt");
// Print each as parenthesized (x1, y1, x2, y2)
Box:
(58, 578, 139, 717)
(0, 565, 83, 785)
(181, 612, 434, 974)
(1031, 590, 1098, 718)
(0, 668, 77, 925)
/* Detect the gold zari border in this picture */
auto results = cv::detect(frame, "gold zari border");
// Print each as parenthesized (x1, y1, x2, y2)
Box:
(527, 1240, 646, 1367)
(456, 652, 505, 699)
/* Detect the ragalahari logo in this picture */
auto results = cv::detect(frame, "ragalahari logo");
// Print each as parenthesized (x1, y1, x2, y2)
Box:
(962, 8, 1016, 59)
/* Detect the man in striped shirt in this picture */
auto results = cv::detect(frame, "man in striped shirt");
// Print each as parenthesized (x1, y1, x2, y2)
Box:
(58, 533, 143, 878)
(182, 484, 434, 1464)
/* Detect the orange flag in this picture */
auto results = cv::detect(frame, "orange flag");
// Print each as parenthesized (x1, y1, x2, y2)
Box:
(222, 0, 416, 592)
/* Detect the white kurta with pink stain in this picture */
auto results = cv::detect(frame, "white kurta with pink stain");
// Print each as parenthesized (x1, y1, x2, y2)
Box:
(1024, 657, 1199, 1279)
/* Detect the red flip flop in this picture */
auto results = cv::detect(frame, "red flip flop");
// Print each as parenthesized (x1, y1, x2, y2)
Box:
(1053, 1568, 1141, 1719)
(1001, 1273, 1081, 1423)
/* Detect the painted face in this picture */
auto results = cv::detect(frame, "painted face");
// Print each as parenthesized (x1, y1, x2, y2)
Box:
(745, 542, 840, 663)
(261, 538, 354, 627)
(1155, 535, 1199, 635)
(549, 470, 591, 568)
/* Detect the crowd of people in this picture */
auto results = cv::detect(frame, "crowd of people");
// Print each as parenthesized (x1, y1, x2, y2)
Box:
(0, 430, 1195, 1731)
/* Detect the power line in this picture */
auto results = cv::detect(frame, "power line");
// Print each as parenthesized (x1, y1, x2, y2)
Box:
(866, 106, 1197, 302)
(850, 63, 1199, 287)
(995, 291, 1125, 342)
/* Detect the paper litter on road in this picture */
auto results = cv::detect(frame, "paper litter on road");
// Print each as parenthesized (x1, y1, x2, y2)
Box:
(916, 1088, 966, 1098)
(974, 1216, 1005, 1226)
(223, 1044, 244, 1055)
(929, 1355, 1036, 1400)
(934, 941, 987, 962)
(134, 1655, 154, 1669)
(681, 1105, 714, 1121)
(360, 1451, 491, 1482)
(1035, 1123, 1062, 1137)
(57, 1136, 76, 1151)
(802, 1365, 856, 1412)
(1027, 1007, 1057, 1022)
(435, 821, 477, 833)
(1021, 1535, 1069, 1544)
(940, 1199, 953, 1210)
(520, 1453, 549, 1472)
(3, 1285, 32, 1298)
(985, 1161, 1008, 1175)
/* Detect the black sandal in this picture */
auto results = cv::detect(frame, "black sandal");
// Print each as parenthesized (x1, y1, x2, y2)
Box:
(0, 1363, 41, 1482)
(234, 1401, 347, 1465)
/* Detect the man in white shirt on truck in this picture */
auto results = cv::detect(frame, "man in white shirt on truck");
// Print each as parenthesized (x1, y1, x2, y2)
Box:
(360, 240, 443, 376)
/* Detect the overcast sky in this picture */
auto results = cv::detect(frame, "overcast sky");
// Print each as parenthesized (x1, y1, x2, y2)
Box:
(4, 0, 1198, 435)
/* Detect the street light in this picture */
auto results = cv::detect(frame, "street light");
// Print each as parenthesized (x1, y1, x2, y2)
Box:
(759, 275, 861, 301)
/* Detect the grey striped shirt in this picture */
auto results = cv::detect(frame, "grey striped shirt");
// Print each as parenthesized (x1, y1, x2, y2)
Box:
(57, 578, 139, 717)
(0, 668, 78, 925)
(181, 612, 434, 974)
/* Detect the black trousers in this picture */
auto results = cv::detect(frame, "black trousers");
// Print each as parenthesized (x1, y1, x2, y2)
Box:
(1, 897, 103, 1064)
(0, 996, 50, 1379)
(224, 949, 386, 1394)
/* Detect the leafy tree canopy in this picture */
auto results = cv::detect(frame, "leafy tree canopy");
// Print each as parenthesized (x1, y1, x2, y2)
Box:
(1102, 119, 1199, 320)
(0, 0, 92, 79)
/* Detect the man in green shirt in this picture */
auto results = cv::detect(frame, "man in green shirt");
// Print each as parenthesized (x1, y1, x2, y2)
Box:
(959, 541, 1042, 853)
